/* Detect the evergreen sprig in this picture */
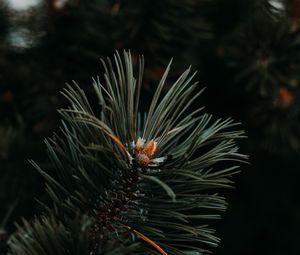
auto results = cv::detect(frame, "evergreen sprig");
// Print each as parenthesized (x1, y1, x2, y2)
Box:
(8, 50, 246, 255)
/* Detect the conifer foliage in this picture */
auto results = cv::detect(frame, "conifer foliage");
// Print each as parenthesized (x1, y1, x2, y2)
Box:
(8, 51, 246, 255)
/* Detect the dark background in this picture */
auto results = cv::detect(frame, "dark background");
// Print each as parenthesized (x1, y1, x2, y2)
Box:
(1, 0, 300, 254)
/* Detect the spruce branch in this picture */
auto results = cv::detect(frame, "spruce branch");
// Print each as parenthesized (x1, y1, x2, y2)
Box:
(9, 50, 246, 255)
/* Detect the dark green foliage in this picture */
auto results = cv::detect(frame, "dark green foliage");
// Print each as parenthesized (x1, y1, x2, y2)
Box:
(246, 90, 300, 154)
(216, 5, 300, 154)
(0, 0, 215, 129)
(8, 215, 139, 255)
(220, 15, 300, 97)
(2, 0, 299, 254)
(8, 51, 245, 255)
(116, 0, 214, 65)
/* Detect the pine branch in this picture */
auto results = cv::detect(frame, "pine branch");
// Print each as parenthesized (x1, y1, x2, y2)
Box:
(9, 50, 246, 255)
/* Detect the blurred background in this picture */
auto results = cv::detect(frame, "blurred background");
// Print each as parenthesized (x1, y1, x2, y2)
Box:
(1, 0, 300, 254)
